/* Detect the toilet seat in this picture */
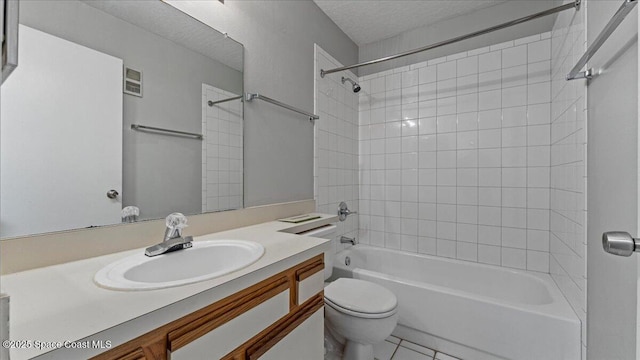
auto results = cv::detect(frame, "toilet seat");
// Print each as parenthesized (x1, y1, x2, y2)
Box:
(324, 278, 397, 319)
(325, 297, 397, 319)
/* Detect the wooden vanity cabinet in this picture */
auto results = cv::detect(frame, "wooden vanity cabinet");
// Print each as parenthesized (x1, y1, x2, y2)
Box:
(92, 254, 325, 360)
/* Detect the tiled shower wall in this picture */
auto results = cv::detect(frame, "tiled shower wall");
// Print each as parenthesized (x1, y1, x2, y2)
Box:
(549, 1, 587, 356)
(357, 34, 553, 272)
(202, 84, 243, 213)
(314, 45, 359, 253)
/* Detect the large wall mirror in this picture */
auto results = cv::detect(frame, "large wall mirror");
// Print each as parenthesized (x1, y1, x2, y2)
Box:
(0, 0, 244, 239)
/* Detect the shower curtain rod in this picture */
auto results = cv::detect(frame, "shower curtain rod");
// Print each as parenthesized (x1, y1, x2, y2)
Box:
(320, 0, 581, 77)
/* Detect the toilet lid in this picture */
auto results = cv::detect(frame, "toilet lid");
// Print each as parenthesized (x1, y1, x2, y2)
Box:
(324, 278, 397, 314)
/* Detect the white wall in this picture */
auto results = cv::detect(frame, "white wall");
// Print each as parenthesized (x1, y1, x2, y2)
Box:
(359, 1, 560, 76)
(585, 0, 638, 359)
(314, 45, 360, 254)
(549, 1, 587, 357)
(357, 34, 553, 271)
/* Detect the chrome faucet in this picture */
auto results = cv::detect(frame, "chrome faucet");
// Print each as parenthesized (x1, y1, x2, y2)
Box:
(145, 213, 193, 257)
(340, 236, 357, 246)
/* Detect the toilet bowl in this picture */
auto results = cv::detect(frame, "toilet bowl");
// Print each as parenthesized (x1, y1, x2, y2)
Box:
(324, 278, 398, 360)
(300, 223, 398, 360)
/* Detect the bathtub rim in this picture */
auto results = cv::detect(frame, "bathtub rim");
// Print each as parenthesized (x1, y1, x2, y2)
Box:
(333, 244, 580, 324)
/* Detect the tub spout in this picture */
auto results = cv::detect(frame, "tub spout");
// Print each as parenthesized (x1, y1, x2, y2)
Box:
(340, 236, 357, 245)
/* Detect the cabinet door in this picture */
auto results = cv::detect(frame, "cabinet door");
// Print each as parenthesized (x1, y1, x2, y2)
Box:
(170, 290, 289, 359)
(111, 336, 167, 360)
(257, 309, 324, 360)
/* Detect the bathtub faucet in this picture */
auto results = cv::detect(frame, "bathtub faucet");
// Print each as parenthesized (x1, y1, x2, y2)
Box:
(340, 236, 357, 246)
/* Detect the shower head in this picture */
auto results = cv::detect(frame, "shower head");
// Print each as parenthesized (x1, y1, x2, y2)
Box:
(341, 76, 361, 93)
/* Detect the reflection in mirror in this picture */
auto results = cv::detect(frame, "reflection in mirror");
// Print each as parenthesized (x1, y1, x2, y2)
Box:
(0, 0, 244, 239)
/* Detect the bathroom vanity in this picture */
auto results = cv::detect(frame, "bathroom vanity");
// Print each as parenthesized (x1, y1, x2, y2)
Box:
(0, 215, 336, 360)
(93, 254, 324, 360)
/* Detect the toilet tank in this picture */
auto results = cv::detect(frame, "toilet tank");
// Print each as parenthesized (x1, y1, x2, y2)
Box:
(298, 224, 336, 280)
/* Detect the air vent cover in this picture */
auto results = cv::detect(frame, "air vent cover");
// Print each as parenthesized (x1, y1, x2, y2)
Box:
(123, 66, 142, 97)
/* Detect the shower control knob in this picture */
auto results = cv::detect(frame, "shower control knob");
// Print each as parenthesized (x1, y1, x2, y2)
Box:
(107, 189, 119, 199)
(338, 201, 357, 222)
(602, 231, 640, 257)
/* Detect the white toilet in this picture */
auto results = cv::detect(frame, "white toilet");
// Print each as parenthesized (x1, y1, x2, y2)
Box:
(301, 224, 398, 360)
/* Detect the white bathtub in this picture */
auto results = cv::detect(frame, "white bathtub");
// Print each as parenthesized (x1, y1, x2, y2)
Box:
(331, 245, 580, 360)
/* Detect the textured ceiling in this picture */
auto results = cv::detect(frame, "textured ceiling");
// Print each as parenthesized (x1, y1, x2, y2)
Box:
(313, 0, 511, 46)
(82, 0, 243, 71)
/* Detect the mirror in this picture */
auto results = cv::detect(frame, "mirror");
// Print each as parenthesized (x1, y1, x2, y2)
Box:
(0, 0, 244, 239)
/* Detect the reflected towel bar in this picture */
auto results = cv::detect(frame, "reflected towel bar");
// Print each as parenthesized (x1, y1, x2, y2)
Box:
(245, 93, 319, 122)
(566, 0, 637, 80)
(208, 95, 243, 106)
(131, 124, 203, 140)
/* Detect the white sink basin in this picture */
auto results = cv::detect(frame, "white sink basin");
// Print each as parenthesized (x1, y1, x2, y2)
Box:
(94, 240, 265, 291)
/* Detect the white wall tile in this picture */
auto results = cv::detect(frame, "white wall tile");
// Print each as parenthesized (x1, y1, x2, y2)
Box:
(502, 227, 526, 249)
(479, 129, 501, 148)
(354, 34, 553, 276)
(457, 112, 478, 131)
(502, 168, 527, 187)
(502, 65, 527, 88)
(419, 66, 437, 84)
(457, 75, 478, 95)
(478, 148, 501, 167)
(478, 109, 502, 129)
(502, 126, 527, 147)
(502, 85, 527, 107)
(402, 69, 419, 88)
(479, 90, 501, 110)
(548, 9, 587, 343)
(479, 51, 501, 72)
(457, 241, 478, 261)
(502, 45, 527, 68)
(502, 147, 526, 167)
(437, 239, 456, 258)
(527, 39, 551, 63)
(527, 82, 551, 104)
(503, 106, 527, 127)
(502, 247, 526, 269)
(479, 70, 501, 92)
(478, 244, 501, 265)
(527, 250, 549, 272)
(437, 61, 457, 80)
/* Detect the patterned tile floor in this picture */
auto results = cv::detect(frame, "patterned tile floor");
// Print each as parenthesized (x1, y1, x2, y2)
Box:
(373, 336, 462, 360)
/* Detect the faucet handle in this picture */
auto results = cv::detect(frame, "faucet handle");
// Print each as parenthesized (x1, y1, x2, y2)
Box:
(166, 212, 188, 228)
(338, 202, 357, 222)
(165, 212, 188, 240)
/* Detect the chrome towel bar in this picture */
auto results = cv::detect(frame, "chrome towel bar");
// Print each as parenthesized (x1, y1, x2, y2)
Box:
(566, 0, 637, 80)
(131, 124, 203, 140)
(207, 95, 243, 107)
(245, 93, 319, 122)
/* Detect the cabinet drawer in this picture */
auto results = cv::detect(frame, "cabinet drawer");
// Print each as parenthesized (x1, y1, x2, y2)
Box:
(170, 290, 289, 359)
(298, 271, 324, 305)
(294, 256, 324, 306)
(257, 308, 324, 360)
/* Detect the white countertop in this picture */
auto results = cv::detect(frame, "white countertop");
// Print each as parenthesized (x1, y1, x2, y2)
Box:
(0, 214, 336, 359)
